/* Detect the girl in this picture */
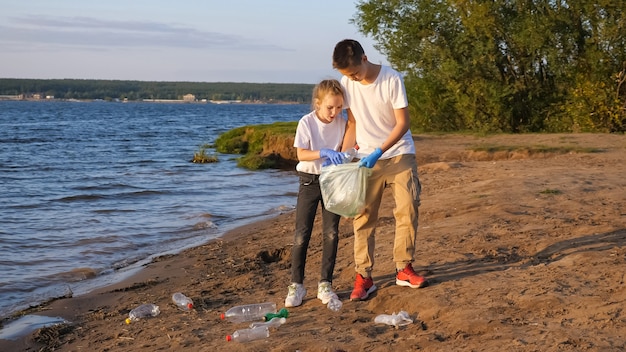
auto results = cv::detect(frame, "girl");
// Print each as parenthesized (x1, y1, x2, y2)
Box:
(285, 79, 346, 307)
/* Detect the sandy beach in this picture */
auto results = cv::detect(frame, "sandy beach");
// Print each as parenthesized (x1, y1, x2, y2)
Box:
(1, 133, 625, 352)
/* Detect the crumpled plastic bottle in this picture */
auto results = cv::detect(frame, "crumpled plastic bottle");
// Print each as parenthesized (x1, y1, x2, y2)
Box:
(327, 296, 343, 312)
(125, 303, 160, 324)
(373, 310, 413, 328)
(263, 307, 289, 321)
(172, 292, 194, 311)
(341, 146, 359, 163)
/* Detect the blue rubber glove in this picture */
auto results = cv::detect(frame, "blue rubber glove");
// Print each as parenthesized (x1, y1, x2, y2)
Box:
(320, 148, 344, 166)
(359, 147, 383, 168)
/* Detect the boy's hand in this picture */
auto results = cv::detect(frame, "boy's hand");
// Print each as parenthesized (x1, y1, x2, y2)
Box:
(320, 148, 343, 166)
(358, 148, 383, 168)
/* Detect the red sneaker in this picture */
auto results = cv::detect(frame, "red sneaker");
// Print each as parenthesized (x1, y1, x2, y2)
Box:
(396, 263, 428, 288)
(350, 274, 377, 301)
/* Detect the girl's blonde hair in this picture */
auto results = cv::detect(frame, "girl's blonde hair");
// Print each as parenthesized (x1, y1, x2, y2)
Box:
(311, 79, 344, 110)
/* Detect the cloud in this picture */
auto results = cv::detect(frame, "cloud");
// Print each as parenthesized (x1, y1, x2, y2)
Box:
(0, 15, 290, 51)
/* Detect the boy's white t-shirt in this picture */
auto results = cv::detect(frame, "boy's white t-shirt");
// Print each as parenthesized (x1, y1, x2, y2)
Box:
(340, 65, 415, 159)
(294, 110, 346, 175)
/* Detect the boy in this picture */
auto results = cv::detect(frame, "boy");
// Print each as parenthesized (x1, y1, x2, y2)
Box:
(332, 39, 428, 301)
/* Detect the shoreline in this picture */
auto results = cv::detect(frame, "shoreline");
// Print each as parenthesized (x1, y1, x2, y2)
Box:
(0, 209, 300, 349)
(0, 205, 295, 322)
(0, 98, 305, 104)
(2, 133, 625, 351)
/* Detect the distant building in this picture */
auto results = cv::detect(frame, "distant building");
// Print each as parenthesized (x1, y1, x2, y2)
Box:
(209, 100, 242, 104)
(183, 94, 196, 102)
(0, 95, 21, 100)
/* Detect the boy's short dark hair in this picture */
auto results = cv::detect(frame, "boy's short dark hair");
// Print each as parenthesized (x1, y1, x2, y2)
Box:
(332, 39, 365, 69)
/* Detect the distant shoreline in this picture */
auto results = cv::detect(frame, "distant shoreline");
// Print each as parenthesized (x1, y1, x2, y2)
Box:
(0, 97, 305, 105)
(0, 78, 315, 104)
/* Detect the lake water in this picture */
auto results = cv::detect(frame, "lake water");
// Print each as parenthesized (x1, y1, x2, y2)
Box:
(0, 101, 308, 320)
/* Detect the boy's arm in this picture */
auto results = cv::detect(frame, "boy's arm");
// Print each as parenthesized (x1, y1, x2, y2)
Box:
(359, 106, 410, 168)
(341, 108, 357, 152)
(381, 107, 410, 153)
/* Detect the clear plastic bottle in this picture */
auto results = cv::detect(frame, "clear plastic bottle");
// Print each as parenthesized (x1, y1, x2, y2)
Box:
(249, 317, 286, 329)
(341, 145, 359, 163)
(125, 303, 160, 324)
(327, 297, 343, 312)
(220, 302, 277, 323)
(172, 292, 194, 311)
(373, 311, 413, 328)
(226, 326, 270, 343)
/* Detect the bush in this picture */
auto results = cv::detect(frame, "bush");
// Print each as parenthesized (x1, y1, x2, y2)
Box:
(213, 122, 298, 170)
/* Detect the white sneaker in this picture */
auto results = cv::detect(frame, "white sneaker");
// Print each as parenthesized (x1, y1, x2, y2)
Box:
(317, 281, 338, 305)
(285, 283, 306, 307)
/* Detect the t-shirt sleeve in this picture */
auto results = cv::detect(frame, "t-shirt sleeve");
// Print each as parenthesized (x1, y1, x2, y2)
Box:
(390, 71, 409, 110)
(293, 118, 311, 149)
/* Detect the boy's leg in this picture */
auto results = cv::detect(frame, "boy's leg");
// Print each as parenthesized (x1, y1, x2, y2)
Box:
(350, 167, 385, 301)
(388, 154, 421, 266)
(388, 154, 428, 288)
(352, 167, 385, 276)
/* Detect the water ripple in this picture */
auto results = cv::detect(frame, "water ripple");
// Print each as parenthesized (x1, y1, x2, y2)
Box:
(0, 101, 306, 319)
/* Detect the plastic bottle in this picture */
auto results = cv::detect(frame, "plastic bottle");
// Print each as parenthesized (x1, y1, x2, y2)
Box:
(373, 311, 413, 328)
(341, 145, 359, 163)
(220, 302, 277, 323)
(172, 292, 194, 311)
(263, 307, 288, 321)
(327, 297, 343, 312)
(226, 326, 270, 343)
(249, 317, 286, 329)
(125, 303, 160, 324)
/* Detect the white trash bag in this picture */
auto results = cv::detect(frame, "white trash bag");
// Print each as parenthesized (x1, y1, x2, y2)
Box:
(319, 163, 371, 218)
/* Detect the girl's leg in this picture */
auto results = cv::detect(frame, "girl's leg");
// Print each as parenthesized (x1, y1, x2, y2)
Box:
(291, 174, 320, 283)
(320, 206, 340, 282)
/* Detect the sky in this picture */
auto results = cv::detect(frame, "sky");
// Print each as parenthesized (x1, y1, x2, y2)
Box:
(0, 0, 389, 84)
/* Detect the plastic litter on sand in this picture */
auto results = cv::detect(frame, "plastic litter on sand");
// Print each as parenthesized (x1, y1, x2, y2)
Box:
(374, 311, 414, 328)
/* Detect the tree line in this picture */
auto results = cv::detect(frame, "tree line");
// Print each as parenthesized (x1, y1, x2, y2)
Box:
(354, 0, 626, 133)
(0, 78, 315, 103)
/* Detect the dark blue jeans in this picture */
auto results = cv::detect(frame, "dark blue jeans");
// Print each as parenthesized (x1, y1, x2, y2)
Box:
(291, 172, 340, 284)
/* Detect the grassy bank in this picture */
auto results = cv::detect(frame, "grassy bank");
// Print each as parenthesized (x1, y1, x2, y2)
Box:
(213, 121, 298, 170)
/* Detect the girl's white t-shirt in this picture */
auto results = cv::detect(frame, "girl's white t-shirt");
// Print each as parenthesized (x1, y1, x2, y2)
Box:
(340, 65, 415, 159)
(293, 110, 346, 175)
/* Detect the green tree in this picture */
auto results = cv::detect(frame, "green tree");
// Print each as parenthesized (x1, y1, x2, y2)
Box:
(353, 0, 626, 133)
